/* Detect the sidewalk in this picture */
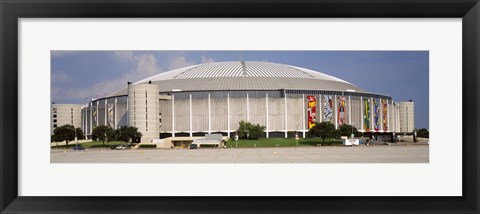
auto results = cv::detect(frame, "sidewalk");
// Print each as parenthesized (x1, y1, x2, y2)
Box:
(50, 139, 92, 147)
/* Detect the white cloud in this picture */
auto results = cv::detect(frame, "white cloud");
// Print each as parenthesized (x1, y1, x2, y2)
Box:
(112, 51, 134, 63)
(168, 56, 195, 70)
(135, 54, 162, 75)
(62, 53, 165, 101)
(201, 56, 216, 64)
(54, 53, 209, 103)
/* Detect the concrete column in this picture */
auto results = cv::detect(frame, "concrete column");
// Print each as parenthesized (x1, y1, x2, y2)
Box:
(318, 95, 322, 122)
(89, 102, 92, 135)
(96, 100, 99, 127)
(398, 103, 401, 132)
(386, 99, 390, 132)
(208, 93, 211, 134)
(265, 93, 269, 138)
(189, 94, 193, 137)
(371, 98, 374, 132)
(334, 95, 338, 129)
(392, 101, 395, 132)
(172, 94, 175, 137)
(227, 93, 230, 138)
(360, 96, 363, 132)
(284, 91, 288, 138)
(246, 93, 249, 122)
(348, 96, 352, 126)
(105, 99, 107, 126)
(302, 94, 305, 138)
(379, 99, 383, 132)
(115, 98, 118, 129)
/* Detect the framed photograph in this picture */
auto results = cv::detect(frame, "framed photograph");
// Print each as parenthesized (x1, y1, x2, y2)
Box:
(1, 0, 479, 213)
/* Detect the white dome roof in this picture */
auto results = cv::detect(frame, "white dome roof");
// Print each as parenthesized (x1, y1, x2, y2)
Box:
(135, 61, 352, 84)
(110, 61, 366, 96)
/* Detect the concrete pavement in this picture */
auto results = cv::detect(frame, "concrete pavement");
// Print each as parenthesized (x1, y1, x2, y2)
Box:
(51, 145, 429, 163)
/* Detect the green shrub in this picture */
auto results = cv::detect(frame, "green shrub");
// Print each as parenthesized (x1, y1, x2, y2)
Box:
(237, 120, 265, 140)
(199, 144, 217, 148)
(139, 144, 157, 149)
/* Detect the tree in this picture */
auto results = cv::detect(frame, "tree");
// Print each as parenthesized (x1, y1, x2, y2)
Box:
(337, 124, 361, 138)
(307, 121, 336, 144)
(106, 127, 116, 143)
(92, 125, 114, 147)
(51, 124, 76, 147)
(416, 128, 429, 138)
(75, 128, 85, 140)
(127, 126, 143, 143)
(114, 126, 130, 142)
(237, 120, 265, 140)
(115, 126, 143, 143)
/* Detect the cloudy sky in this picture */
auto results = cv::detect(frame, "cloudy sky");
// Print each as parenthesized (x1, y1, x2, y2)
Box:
(51, 51, 429, 129)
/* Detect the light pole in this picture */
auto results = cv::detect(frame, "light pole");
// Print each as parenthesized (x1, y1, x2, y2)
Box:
(295, 133, 299, 147)
(296, 123, 300, 147)
(235, 133, 239, 148)
(74, 128, 78, 146)
(350, 123, 356, 139)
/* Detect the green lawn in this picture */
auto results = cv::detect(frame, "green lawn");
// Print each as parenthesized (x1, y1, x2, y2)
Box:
(225, 138, 342, 148)
(51, 141, 129, 149)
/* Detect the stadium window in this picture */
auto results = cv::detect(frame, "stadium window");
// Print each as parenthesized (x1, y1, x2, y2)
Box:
(53, 124, 57, 128)
(53, 114, 57, 118)
(53, 119, 57, 123)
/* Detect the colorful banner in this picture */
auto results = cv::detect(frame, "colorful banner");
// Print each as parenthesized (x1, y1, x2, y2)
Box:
(107, 103, 114, 127)
(307, 96, 317, 129)
(323, 95, 333, 122)
(338, 96, 346, 126)
(92, 106, 97, 128)
(363, 98, 370, 132)
(374, 98, 380, 131)
(382, 99, 388, 131)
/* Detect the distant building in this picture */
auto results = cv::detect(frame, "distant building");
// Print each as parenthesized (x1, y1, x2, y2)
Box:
(51, 104, 83, 134)
(399, 101, 415, 132)
(76, 61, 405, 143)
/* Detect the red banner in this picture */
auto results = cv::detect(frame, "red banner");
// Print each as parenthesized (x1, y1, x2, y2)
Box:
(307, 96, 317, 129)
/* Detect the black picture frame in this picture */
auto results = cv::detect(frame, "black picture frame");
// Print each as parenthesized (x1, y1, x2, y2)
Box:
(1, 0, 479, 213)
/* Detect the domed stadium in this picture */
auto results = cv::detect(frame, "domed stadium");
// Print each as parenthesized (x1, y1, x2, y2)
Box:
(80, 61, 401, 143)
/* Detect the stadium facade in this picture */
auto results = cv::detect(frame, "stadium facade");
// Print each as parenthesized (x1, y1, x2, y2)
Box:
(51, 104, 83, 134)
(80, 61, 403, 143)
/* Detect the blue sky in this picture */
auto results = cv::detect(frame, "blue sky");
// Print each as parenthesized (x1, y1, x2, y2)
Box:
(51, 51, 429, 129)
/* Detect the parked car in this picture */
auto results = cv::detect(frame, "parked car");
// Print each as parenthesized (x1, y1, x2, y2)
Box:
(189, 144, 198, 149)
(73, 145, 85, 151)
(115, 145, 128, 150)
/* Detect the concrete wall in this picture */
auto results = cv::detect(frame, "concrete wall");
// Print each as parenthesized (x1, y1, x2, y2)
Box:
(128, 83, 161, 143)
(51, 104, 83, 134)
(399, 101, 415, 132)
(81, 90, 400, 140)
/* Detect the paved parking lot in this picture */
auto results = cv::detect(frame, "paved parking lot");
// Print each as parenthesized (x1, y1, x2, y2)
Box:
(51, 145, 429, 163)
